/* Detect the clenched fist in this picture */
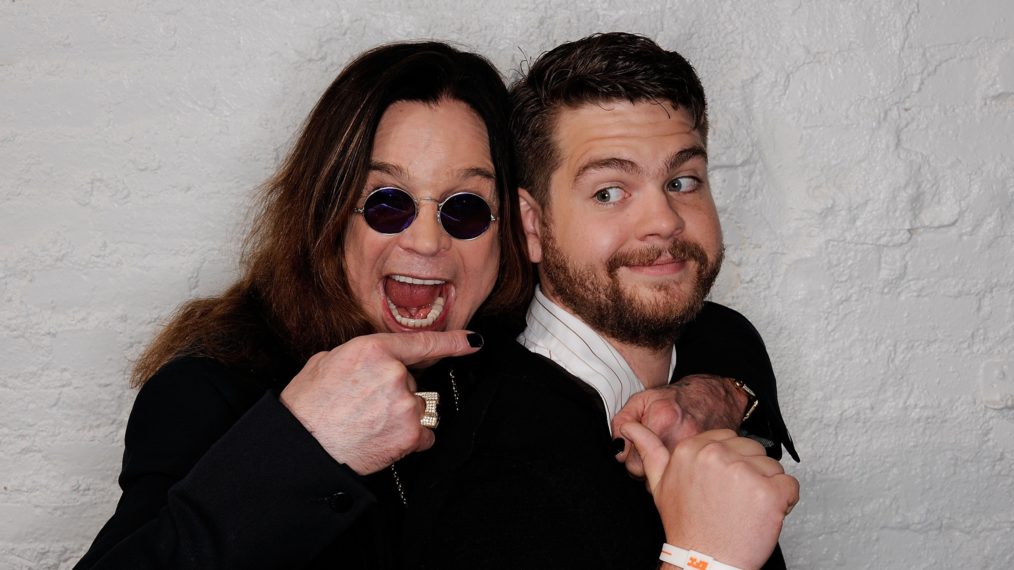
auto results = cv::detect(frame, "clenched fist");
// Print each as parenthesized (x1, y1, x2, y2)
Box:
(621, 425, 799, 570)
(280, 331, 481, 474)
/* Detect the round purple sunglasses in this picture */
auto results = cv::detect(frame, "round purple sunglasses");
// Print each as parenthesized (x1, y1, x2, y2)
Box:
(354, 186, 497, 240)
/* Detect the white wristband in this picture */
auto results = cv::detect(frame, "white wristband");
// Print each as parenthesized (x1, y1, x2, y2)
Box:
(659, 543, 743, 570)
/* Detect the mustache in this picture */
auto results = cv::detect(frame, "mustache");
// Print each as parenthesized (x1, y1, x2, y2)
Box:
(605, 239, 709, 275)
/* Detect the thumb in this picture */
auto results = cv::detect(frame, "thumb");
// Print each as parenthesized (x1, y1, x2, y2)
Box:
(375, 330, 483, 367)
(620, 421, 670, 492)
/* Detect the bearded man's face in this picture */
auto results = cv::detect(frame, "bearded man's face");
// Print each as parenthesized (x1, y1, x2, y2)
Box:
(523, 101, 724, 348)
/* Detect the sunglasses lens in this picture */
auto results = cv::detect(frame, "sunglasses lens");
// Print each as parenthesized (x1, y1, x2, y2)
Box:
(440, 193, 493, 239)
(362, 187, 416, 234)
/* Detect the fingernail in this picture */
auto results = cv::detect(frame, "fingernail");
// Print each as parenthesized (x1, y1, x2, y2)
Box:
(612, 438, 625, 455)
(466, 333, 484, 348)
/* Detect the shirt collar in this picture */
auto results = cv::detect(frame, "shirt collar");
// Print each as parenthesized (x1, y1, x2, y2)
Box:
(516, 286, 677, 423)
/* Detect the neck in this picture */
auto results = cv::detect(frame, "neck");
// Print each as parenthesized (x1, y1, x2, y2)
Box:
(609, 338, 672, 389)
(538, 285, 672, 389)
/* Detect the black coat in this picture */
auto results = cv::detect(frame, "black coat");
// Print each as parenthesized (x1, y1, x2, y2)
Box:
(404, 301, 796, 569)
(76, 302, 795, 569)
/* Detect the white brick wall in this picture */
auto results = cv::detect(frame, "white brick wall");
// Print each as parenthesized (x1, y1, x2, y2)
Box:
(2, 1, 1012, 568)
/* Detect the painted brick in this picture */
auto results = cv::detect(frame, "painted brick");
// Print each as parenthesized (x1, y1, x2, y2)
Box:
(2, 2, 1012, 569)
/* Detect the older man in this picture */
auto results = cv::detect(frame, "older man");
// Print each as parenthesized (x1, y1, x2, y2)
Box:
(404, 33, 798, 570)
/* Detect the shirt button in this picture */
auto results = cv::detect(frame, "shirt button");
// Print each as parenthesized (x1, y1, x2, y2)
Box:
(327, 491, 353, 513)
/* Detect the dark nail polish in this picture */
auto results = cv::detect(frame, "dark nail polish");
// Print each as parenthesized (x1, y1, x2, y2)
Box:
(466, 333, 484, 348)
(612, 438, 625, 455)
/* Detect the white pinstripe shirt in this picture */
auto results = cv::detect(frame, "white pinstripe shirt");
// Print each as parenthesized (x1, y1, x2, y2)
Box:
(517, 286, 677, 424)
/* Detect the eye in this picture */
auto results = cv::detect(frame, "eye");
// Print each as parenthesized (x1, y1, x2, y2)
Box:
(667, 176, 701, 193)
(593, 186, 625, 204)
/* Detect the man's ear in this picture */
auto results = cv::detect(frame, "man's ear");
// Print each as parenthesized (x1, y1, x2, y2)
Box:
(518, 188, 543, 263)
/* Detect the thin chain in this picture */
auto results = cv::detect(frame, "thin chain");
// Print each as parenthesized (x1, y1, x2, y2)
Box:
(449, 368, 460, 411)
(390, 367, 459, 507)
(391, 465, 407, 506)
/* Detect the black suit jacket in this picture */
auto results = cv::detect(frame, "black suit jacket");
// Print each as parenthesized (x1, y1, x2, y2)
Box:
(404, 302, 796, 569)
(74, 356, 425, 569)
(77, 302, 795, 568)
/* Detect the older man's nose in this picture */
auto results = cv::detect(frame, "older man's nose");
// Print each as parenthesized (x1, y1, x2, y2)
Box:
(398, 199, 451, 256)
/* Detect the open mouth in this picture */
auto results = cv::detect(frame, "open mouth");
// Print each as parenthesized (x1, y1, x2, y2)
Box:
(383, 274, 449, 329)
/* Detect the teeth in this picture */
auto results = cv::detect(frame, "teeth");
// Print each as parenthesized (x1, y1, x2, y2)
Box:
(390, 274, 446, 286)
(387, 296, 446, 328)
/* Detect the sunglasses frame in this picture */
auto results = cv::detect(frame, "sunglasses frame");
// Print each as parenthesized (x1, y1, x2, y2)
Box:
(353, 186, 498, 241)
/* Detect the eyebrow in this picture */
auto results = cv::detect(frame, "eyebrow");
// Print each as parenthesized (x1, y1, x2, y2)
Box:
(573, 158, 639, 183)
(573, 145, 709, 183)
(369, 161, 495, 182)
(666, 146, 708, 172)
(369, 161, 409, 179)
(460, 166, 496, 181)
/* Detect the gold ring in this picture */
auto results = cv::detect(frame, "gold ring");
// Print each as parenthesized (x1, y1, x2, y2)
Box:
(416, 392, 440, 428)
(420, 412, 439, 428)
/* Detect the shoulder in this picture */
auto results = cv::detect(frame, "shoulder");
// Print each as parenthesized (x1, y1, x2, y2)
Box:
(677, 301, 769, 360)
(477, 336, 585, 396)
(122, 357, 269, 482)
(683, 301, 764, 342)
(471, 338, 609, 440)
(130, 357, 267, 432)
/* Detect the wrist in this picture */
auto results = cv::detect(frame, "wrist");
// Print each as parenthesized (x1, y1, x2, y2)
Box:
(725, 378, 758, 424)
(660, 543, 743, 570)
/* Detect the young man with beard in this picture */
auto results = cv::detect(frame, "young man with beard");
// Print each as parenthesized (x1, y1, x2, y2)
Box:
(403, 33, 798, 570)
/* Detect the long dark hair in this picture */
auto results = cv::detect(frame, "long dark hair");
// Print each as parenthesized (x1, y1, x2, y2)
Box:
(132, 41, 532, 386)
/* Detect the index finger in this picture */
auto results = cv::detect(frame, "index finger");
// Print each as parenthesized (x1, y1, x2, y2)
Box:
(612, 392, 649, 436)
(372, 330, 483, 366)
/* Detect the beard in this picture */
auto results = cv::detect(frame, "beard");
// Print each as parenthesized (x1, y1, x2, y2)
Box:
(539, 227, 723, 350)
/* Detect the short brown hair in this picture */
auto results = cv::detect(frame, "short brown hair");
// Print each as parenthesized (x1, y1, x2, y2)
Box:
(510, 32, 709, 205)
(133, 42, 532, 386)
